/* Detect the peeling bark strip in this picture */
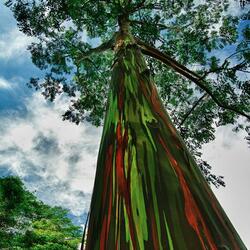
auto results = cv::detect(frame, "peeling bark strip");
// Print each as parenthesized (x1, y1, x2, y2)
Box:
(84, 33, 246, 249)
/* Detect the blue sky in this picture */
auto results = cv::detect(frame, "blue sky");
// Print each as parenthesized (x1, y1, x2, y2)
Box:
(0, 1, 250, 247)
(0, 3, 100, 222)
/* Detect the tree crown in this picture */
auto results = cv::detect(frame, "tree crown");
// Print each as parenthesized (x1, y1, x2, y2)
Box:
(6, 0, 250, 186)
(0, 176, 82, 249)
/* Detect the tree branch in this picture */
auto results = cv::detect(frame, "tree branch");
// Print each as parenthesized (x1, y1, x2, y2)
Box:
(224, 48, 250, 61)
(130, 19, 193, 32)
(238, 69, 250, 73)
(77, 37, 114, 62)
(128, 0, 146, 13)
(178, 93, 208, 127)
(136, 38, 202, 81)
(200, 49, 250, 79)
(138, 3, 164, 11)
(130, 19, 180, 31)
(136, 39, 250, 121)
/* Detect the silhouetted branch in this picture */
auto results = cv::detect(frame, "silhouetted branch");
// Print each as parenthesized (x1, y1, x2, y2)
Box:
(77, 37, 114, 62)
(129, 0, 146, 13)
(137, 39, 250, 120)
(130, 19, 193, 31)
(178, 93, 208, 127)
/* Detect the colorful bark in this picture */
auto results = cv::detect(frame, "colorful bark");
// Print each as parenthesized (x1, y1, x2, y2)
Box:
(84, 35, 246, 249)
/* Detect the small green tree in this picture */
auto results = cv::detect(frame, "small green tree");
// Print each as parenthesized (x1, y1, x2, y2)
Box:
(0, 176, 81, 249)
(6, 0, 250, 249)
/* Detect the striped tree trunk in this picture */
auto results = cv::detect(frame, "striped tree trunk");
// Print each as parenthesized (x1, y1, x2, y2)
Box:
(84, 33, 246, 250)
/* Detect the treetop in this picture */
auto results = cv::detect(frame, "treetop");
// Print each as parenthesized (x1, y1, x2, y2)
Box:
(5, 0, 250, 186)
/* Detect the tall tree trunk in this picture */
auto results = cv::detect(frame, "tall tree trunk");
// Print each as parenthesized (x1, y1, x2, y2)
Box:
(84, 32, 246, 250)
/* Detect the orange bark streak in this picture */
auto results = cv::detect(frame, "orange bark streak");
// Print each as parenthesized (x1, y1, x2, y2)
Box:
(150, 209, 160, 250)
(115, 122, 137, 249)
(204, 185, 239, 249)
(150, 85, 177, 136)
(116, 122, 126, 194)
(100, 144, 113, 249)
(159, 135, 217, 250)
(100, 216, 107, 250)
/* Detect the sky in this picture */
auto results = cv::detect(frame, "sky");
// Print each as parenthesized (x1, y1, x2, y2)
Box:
(0, 1, 250, 248)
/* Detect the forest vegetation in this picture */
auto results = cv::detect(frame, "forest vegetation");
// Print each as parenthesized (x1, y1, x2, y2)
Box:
(0, 176, 81, 249)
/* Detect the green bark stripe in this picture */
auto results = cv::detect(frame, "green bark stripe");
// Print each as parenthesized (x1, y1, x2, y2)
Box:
(163, 213, 174, 250)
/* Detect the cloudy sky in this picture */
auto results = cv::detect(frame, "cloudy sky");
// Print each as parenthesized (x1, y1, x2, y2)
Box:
(0, 1, 250, 248)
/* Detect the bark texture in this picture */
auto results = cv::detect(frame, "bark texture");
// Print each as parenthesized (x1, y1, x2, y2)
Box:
(84, 33, 246, 250)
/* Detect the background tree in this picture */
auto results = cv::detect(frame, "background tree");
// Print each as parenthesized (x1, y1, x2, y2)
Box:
(6, 0, 250, 249)
(0, 176, 81, 249)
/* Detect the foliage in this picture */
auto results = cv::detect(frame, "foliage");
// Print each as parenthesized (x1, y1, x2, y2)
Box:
(0, 176, 81, 249)
(5, 0, 250, 187)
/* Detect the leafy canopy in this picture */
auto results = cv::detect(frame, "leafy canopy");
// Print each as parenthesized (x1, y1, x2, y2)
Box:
(0, 176, 81, 249)
(6, 0, 250, 186)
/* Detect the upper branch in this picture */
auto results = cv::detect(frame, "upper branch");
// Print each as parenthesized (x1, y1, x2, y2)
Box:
(128, 0, 146, 13)
(76, 37, 115, 62)
(136, 39, 250, 121)
(136, 38, 202, 82)
(178, 93, 208, 128)
(130, 19, 180, 31)
(136, 3, 164, 11)
(201, 48, 250, 79)
(130, 19, 193, 32)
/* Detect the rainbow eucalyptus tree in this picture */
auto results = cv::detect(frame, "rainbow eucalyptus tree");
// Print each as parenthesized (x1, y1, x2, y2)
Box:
(7, 0, 250, 249)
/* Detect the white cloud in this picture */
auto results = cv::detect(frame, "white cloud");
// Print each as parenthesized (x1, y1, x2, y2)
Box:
(0, 92, 102, 215)
(203, 126, 250, 248)
(0, 28, 34, 60)
(0, 77, 11, 89)
(226, 1, 250, 16)
(0, 76, 26, 90)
